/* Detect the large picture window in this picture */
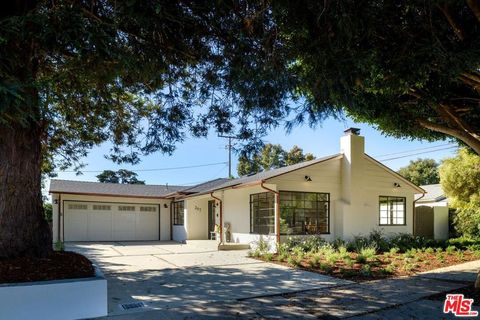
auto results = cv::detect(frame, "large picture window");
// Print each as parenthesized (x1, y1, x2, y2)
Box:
(280, 191, 329, 235)
(172, 201, 185, 225)
(250, 192, 275, 234)
(379, 196, 406, 225)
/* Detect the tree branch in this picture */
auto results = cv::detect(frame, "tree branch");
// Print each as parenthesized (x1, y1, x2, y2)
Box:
(467, 0, 480, 23)
(418, 119, 480, 154)
(437, 4, 465, 40)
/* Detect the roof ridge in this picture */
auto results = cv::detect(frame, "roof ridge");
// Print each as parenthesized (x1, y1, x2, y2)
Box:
(49, 178, 187, 188)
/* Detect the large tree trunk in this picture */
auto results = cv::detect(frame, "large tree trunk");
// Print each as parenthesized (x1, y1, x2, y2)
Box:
(0, 122, 52, 258)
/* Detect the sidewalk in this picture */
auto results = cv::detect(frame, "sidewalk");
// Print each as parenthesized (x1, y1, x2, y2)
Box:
(103, 259, 480, 319)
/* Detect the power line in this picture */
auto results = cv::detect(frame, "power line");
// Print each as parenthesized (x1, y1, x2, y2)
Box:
(56, 161, 228, 173)
(373, 143, 455, 158)
(378, 146, 458, 162)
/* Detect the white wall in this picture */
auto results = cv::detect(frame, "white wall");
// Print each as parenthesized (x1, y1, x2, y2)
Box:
(0, 267, 107, 320)
(51, 193, 170, 242)
(185, 197, 209, 240)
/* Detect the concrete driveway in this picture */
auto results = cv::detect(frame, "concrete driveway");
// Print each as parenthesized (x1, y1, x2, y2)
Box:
(67, 241, 350, 317)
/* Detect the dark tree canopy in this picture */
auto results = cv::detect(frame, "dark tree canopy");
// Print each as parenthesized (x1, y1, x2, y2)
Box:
(264, 0, 480, 154)
(96, 169, 145, 184)
(397, 158, 440, 186)
(237, 144, 315, 176)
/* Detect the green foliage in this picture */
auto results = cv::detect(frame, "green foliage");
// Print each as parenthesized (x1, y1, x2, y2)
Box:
(440, 149, 480, 236)
(263, 252, 274, 261)
(356, 254, 367, 264)
(397, 158, 439, 186)
(54, 241, 64, 252)
(237, 144, 315, 176)
(445, 246, 456, 254)
(96, 169, 145, 184)
(389, 247, 399, 255)
(284, 236, 326, 253)
(360, 264, 372, 277)
(43, 203, 53, 222)
(308, 254, 321, 268)
(360, 246, 377, 261)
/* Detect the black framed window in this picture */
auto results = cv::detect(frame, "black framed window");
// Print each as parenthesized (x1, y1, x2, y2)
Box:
(280, 191, 329, 235)
(379, 196, 406, 225)
(250, 192, 275, 234)
(173, 201, 185, 225)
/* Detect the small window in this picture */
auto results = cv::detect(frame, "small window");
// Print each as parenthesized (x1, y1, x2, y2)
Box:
(140, 206, 156, 212)
(118, 205, 136, 211)
(93, 205, 111, 211)
(172, 201, 184, 225)
(379, 196, 406, 225)
(68, 204, 88, 210)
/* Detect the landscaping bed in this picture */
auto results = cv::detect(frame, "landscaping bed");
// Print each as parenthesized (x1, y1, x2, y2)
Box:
(250, 232, 480, 282)
(0, 251, 94, 283)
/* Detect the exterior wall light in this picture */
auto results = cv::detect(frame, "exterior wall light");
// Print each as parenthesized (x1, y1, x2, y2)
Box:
(163, 203, 168, 208)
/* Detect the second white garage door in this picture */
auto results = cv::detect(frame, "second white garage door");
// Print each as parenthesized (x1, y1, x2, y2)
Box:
(64, 201, 159, 241)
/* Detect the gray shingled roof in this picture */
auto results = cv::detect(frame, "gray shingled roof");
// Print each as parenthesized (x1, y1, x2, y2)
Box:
(185, 154, 342, 197)
(49, 179, 186, 198)
(176, 178, 231, 194)
(417, 184, 446, 202)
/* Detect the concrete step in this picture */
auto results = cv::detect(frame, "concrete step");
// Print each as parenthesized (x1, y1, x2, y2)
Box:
(218, 243, 251, 251)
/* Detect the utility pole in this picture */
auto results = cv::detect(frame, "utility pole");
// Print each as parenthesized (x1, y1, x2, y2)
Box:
(218, 135, 240, 178)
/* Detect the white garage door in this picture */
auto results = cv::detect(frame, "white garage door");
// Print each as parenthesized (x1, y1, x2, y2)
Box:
(64, 202, 159, 241)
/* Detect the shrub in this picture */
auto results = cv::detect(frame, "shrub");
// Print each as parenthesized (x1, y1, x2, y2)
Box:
(356, 254, 367, 264)
(256, 237, 270, 254)
(448, 236, 480, 250)
(389, 247, 400, 255)
(424, 247, 435, 254)
(278, 253, 288, 262)
(308, 254, 321, 268)
(285, 236, 326, 253)
(338, 246, 349, 259)
(435, 247, 443, 253)
(263, 253, 274, 261)
(360, 264, 372, 276)
(445, 246, 456, 254)
(319, 263, 332, 273)
(344, 256, 354, 268)
(360, 246, 377, 261)
(326, 252, 339, 264)
(54, 240, 64, 252)
(277, 243, 289, 256)
(287, 255, 302, 268)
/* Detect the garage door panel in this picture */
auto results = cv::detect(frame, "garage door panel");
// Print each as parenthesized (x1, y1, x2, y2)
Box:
(65, 210, 88, 241)
(136, 212, 159, 240)
(113, 212, 136, 240)
(88, 211, 113, 241)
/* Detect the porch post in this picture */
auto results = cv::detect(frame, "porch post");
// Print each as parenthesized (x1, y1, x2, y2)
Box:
(274, 193, 280, 245)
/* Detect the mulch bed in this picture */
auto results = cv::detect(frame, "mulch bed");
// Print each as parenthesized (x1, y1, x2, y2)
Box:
(258, 251, 480, 282)
(0, 251, 94, 284)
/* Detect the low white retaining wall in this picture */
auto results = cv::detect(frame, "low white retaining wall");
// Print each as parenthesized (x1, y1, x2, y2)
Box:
(0, 265, 107, 320)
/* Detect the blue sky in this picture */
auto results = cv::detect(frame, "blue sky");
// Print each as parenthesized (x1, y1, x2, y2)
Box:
(49, 116, 458, 188)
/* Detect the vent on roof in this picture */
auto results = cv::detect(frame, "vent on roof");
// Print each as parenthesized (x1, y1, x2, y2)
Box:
(120, 302, 146, 310)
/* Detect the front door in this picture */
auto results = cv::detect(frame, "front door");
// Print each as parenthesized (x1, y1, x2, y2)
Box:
(208, 200, 216, 239)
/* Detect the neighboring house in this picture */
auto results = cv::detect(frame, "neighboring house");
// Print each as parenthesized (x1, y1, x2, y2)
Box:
(50, 128, 425, 247)
(414, 184, 450, 240)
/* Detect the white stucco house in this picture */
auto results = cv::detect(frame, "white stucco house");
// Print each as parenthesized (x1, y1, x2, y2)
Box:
(50, 128, 425, 247)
